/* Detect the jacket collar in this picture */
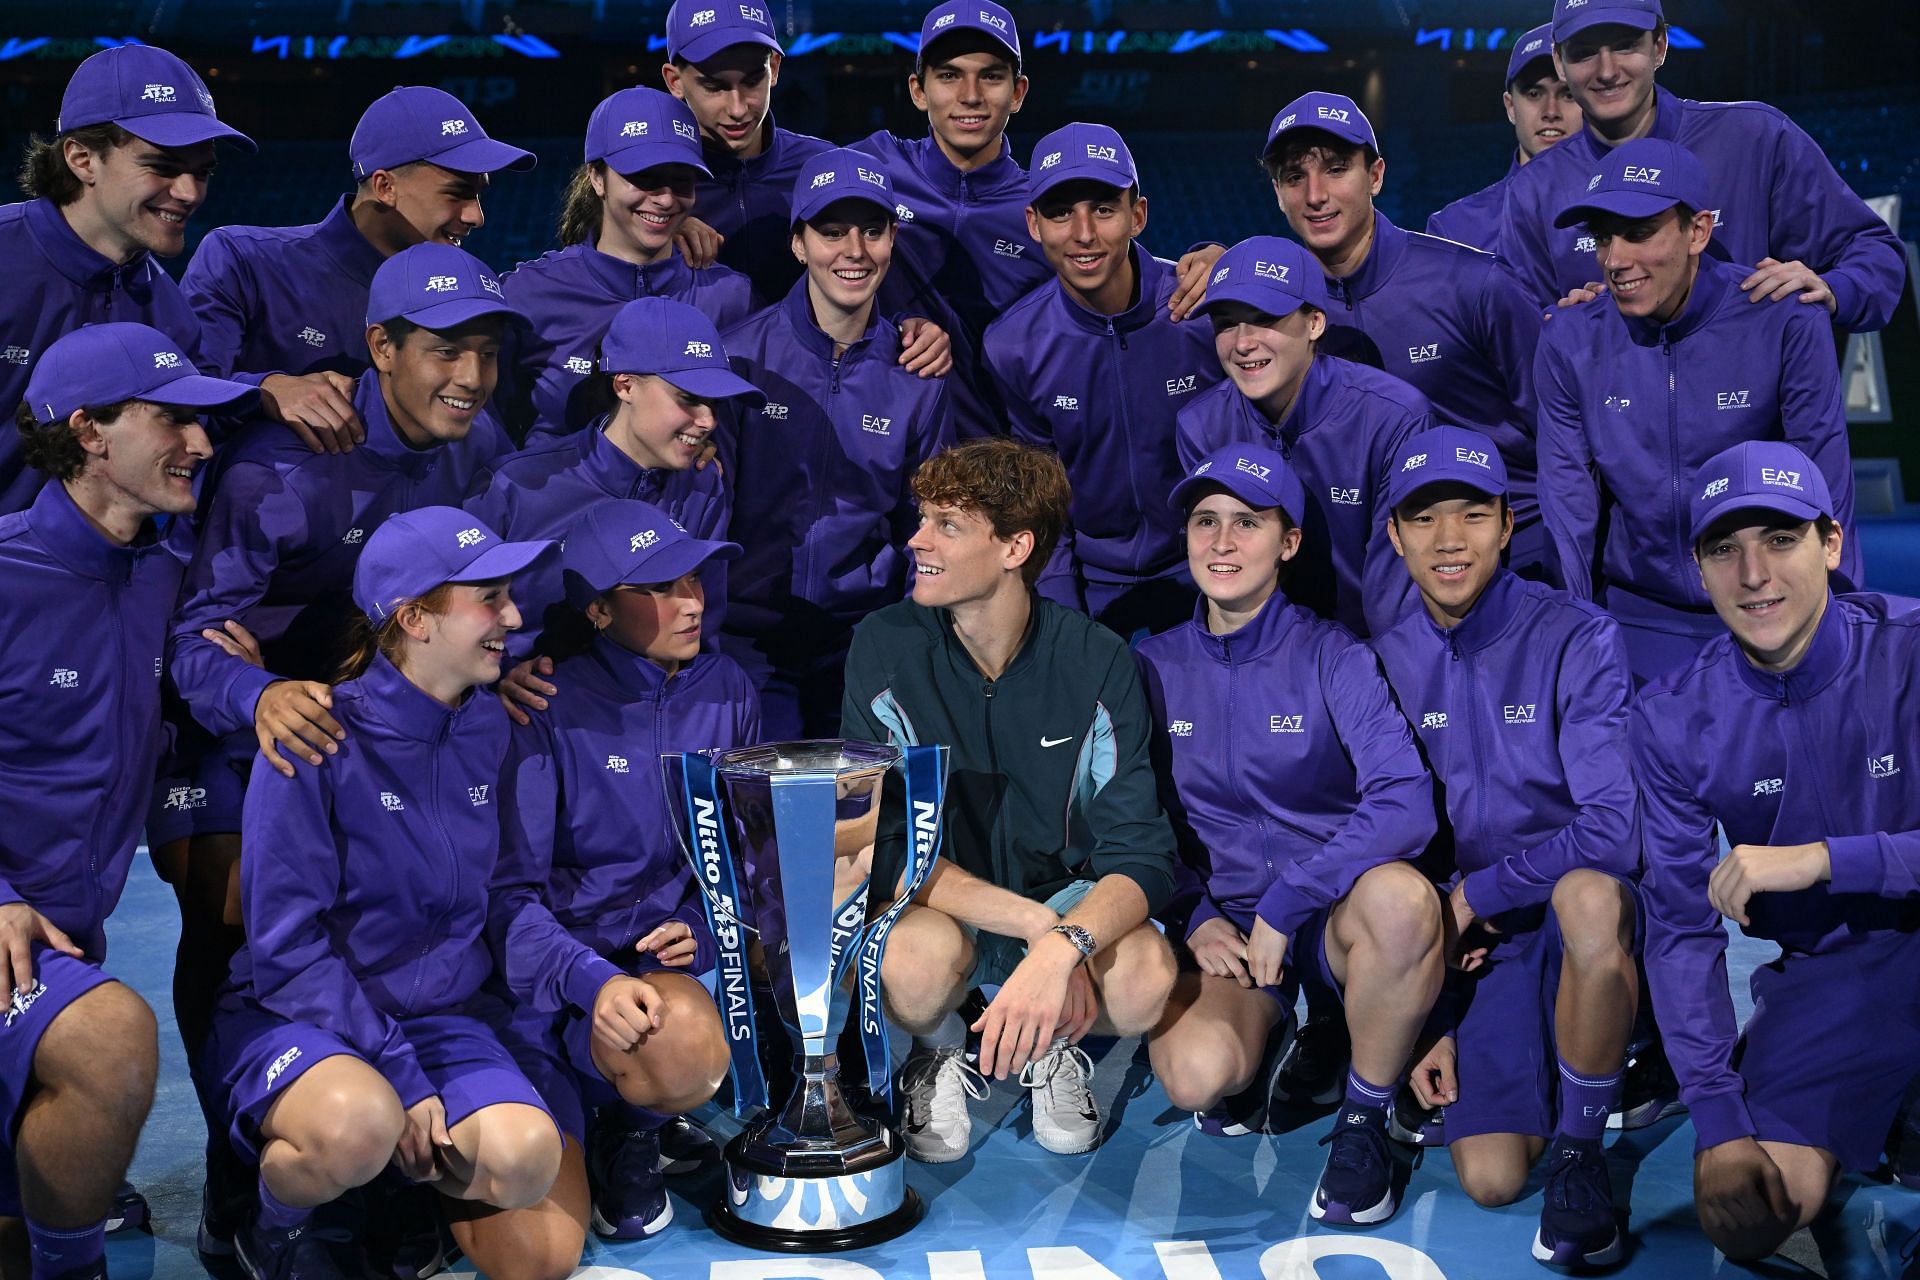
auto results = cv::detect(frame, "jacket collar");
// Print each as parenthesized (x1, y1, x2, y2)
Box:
(582, 421, 669, 501)
(1056, 244, 1165, 335)
(314, 196, 388, 286)
(703, 118, 799, 180)
(24, 196, 151, 289)
(1574, 86, 1683, 162)
(932, 590, 1047, 683)
(779, 275, 885, 363)
(587, 631, 690, 700)
(910, 133, 1027, 198)
(1189, 584, 1299, 665)
(358, 375, 444, 477)
(581, 231, 694, 299)
(359, 650, 471, 742)
(1619, 254, 1736, 347)
(1731, 592, 1851, 702)
(1325, 210, 1407, 306)
(1425, 567, 1524, 655)
(26, 479, 149, 583)
(1266, 352, 1338, 443)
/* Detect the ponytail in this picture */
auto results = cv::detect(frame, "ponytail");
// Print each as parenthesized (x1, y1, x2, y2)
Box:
(557, 162, 607, 248)
(333, 584, 457, 683)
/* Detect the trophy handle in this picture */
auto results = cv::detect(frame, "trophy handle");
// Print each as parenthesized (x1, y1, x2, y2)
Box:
(661, 749, 756, 937)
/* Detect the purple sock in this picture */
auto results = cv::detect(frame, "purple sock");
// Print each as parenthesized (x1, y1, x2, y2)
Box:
(1342, 1068, 1395, 1122)
(256, 1175, 310, 1235)
(1556, 1059, 1623, 1142)
(25, 1219, 104, 1280)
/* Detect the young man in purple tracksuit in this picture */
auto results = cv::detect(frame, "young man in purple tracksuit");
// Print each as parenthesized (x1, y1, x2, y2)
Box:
(1138, 443, 1440, 1227)
(181, 85, 535, 422)
(982, 122, 1221, 637)
(1373, 426, 1641, 1271)
(0, 324, 254, 1280)
(1176, 236, 1428, 639)
(1500, 0, 1906, 332)
(1535, 139, 1858, 686)
(505, 88, 757, 440)
(1424, 24, 1581, 253)
(492, 501, 750, 1240)
(717, 148, 955, 738)
(0, 46, 256, 515)
(1635, 441, 1920, 1263)
(203, 508, 569, 1280)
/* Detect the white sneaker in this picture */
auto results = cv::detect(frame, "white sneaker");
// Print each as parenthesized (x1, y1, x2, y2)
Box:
(1019, 1038, 1101, 1155)
(898, 1045, 990, 1164)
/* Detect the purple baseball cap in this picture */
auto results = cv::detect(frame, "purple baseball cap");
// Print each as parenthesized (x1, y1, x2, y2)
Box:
(561, 499, 741, 607)
(1028, 123, 1138, 203)
(58, 46, 255, 153)
(25, 323, 258, 424)
(1553, 0, 1663, 45)
(1554, 137, 1709, 228)
(350, 87, 535, 182)
(585, 87, 710, 177)
(366, 243, 527, 332)
(791, 148, 899, 225)
(1264, 91, 1378, 158)
(601, 297, 764, 404)
(1194, 236, 1327, 320)
(1170, 444, 1307, 527)
(354, 507, 555, 624)
(918, 0, 1021, 66)
(1506, 23, 1557, 85)
(1689, 441, 1833, 544)
(666, 0, 783, 64)
(1387, 425, 1510, 509)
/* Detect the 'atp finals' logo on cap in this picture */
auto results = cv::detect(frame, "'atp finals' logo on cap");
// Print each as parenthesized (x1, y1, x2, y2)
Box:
(424, 275, 460, 293)
(1039, 151, 1062, 169)
(1760, 467, 1804, 489)
(455, 528, 487, 548)
(1235, 457, 1271, 480)
(1520, 36, 1545, 55)
(141, 83, 177, 103)
(1587, 173, 1605, 191)
(683, 340, 713, 357)
(1401, 453, 1429, 471)
(1622, 165, 1663, 184)
(620, 121, 649, 137)
(932, 11, 957, 27)
(1702, 477, 1730, 498)
(154, 351, 184, 370)
(1455, 447, 1491, 467)
(810, 171, 835, 189)
(1087, 144, 1118, 162)
(441, 118, 469, 136)
(1254, 261, 1290, 283)
(1276, 113, 1297, 130)
(630, 528, 661, 552)
(1210, 265, 1230, 285)
(690, 8, 717, 24)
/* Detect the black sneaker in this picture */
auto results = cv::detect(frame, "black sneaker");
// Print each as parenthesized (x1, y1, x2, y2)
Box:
(1608, 1041, 1684, 1130)
(196, 1144, 255, 1262)
(106, 1181, 149, 1234)
(1194, 1010, 1294, 1137)
(1309, 1108, 1398, 1225)
(235, 1220, 355, 1280)
(1387, 1085, 1446, 1148)
(1889, 1088, 1920, 1191)
(1531, 1137, 1623, 1271)
(657, 1114, 719, 1175)
(1277, 1013, 1350, 1107)
(364, 1177, 451, 1280)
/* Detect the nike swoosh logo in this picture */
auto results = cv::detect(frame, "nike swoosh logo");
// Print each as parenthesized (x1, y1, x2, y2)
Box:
(1040, 735, 1074, 748)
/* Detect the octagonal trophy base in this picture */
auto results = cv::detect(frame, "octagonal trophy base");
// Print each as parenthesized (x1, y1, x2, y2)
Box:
(705, 1129, 924, 1253)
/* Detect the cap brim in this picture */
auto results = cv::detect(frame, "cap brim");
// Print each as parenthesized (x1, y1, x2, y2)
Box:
(792, 190, 896, 226)
(657, 367, 767, 405)
(595, 142, 713, 179)
(120, 114, 258, 155)
(1028, 165, 1132, 205)
(428, 136, 537, 174)
(1555, 9, 1660, 43)
(1389, 472, 1507, 511)
(674, 28, 783, 64)
(1196, 279, 1314, 319)
(1690, 497, 1825, 544)
(1169, 473, 1299, 525)
(1507, 52, 1556, 85)
(384, 297, 531, 331)
(147, 372, 262, 412)
(1263, 121, 1374, 158)
(921, 26, 1021, 66)
(614, 538, 743, 590)
(1553, 190, 1683, 227)
(450, 538, 557, 585)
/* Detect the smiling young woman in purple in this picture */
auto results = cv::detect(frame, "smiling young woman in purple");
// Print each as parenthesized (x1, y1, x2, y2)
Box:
(203, 507, 566, 1280)
(1138, 442, 1440, 1228)
(492, 500, 751, 1242)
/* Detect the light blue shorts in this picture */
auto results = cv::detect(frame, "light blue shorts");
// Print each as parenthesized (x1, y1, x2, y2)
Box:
(965, 879, 1097, 988)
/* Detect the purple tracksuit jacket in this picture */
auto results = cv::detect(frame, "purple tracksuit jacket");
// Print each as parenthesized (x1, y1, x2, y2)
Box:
(231, 653, 510, 1107)
(1536, 254, 1860, 614)
(716, 281, 954, 640)
(1424, 155, 1519, 254)
(0, 198, 209, 513)
(504, 238, 758, 441)
(180, 196, 385, 380)
(1174, 357, 1430, 638)
(0, 482, 185, 958)
(983, 245, 1221, 607)
(1499, 88, 1907, 332)
(1135, 591, 1435, 940)
(1633, 593, 1920, 1152)
(170, 377, 512, 737)
(489, 641, 760, 1017)
(1320, 212, 1543, 565)
(465, 423, 732, 657)
(696, 122, 834, 300)
(1370, 570, 1638, 917)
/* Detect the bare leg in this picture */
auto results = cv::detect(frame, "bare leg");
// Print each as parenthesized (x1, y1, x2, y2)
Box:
(1147, 970, 1286, 1112)
(1550, 870, 1637, 1076)
(444, 1135, 589, 1280)
(878, 905, 975, 1036)
(1087, 922, 1179, 1038)
(591, 972, 729, 1114)
(1325, 863, 1445, 1088)
(256, 1054, 405, 1206)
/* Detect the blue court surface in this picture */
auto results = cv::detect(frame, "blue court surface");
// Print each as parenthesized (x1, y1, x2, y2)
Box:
(108, 863, 1920, 1280)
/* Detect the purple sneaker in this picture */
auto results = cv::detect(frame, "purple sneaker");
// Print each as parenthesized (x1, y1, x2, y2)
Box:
(1531, 1137, 1623, 1271)
(1309, 1109, 1397, 1225)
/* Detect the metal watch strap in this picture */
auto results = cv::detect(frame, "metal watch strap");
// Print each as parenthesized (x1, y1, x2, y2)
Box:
(1049, 922, 1096, 963)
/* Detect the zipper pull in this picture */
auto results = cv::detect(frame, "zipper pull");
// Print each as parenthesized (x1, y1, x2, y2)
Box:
(982, 678, 995, 699)
(1448, 630, 1461, 661)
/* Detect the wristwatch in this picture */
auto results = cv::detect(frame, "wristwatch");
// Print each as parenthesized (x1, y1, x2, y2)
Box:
(1049, 922, 1097, 965)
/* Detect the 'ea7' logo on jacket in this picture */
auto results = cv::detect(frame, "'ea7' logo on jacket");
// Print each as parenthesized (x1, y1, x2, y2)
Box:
(1269, 714, 1303, 733)
(1504, 704, 1536, 724)
(469, 785, 490, 805)
(861, 415, 893, 435)
(1330, 487, 1361, 505)
(1408, 343, 1440, 363)
(1165, 375, 1198, 396)
(1716, 390, 1750, 410)
(1870, 754, 1900, 778)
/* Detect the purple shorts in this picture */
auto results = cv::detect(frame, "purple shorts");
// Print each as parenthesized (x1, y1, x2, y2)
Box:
(1188, 906, 1336, 1009)
(0, 949, 116, 1214)
(144, 728, 252, 846)
(1735, 928, 1920, 1172)
(207, 989, 555, 1165)
(1444, 884, 1643, 1143)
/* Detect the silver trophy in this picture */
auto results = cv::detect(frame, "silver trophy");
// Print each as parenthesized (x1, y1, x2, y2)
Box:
(664, 738, 947, 1252)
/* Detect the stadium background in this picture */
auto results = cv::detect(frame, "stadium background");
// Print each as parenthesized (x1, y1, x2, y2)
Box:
(7, 3, 1920, 1277)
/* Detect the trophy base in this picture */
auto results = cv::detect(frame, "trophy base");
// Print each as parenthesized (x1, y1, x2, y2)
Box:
(706, 1134, 924, 1253)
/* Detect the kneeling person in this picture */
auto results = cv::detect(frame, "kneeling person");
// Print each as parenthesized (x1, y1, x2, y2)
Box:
(1138, 444, 1441, 1226)
(1373, 427, 1640, 1269)
(841, 439, 1179, 1161)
